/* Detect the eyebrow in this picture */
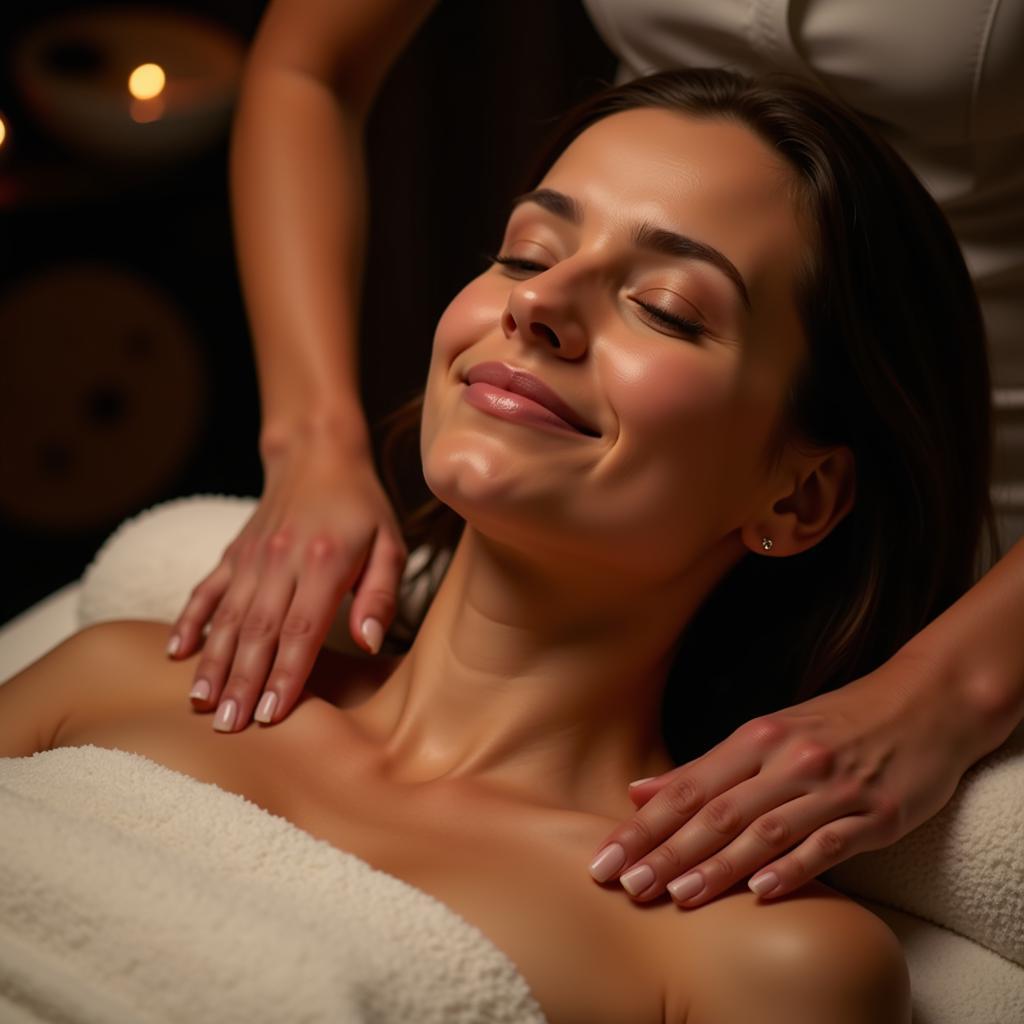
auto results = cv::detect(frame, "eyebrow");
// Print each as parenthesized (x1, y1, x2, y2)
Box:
(509, 187, 752, 313)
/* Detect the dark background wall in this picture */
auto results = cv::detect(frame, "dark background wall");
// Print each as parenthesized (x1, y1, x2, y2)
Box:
(0, 0, 617, 626)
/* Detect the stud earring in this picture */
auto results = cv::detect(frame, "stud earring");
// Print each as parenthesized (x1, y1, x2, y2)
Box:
(761, 537, 774, 552)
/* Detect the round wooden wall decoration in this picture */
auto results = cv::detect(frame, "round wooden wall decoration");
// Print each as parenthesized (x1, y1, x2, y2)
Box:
(0, 262, 207, 532)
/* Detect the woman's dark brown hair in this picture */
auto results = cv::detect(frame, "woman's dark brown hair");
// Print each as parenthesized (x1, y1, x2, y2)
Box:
(373, 67, 998, 764)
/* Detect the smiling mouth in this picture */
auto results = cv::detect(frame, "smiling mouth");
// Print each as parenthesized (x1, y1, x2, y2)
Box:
(462, 362, 601, 438)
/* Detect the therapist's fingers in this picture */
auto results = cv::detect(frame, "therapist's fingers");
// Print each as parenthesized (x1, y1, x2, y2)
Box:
(695, 794, 896, 906)
(346, 528, 408, 658)
(168, 558, 234, 660)
(184, 558, 267, 719)
(248, 537, 365, 726)
(206, 539, 304, 732)
(617, 771, 866, 905)
(627, 775, 662, 807)
(588, 719, 775, 886)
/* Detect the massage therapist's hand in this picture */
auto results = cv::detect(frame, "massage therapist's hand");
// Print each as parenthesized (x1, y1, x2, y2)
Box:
(589, 648, 981, 906)
(166, 420, 408, 732)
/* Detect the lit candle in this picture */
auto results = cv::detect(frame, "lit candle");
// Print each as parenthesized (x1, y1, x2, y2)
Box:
(128, 63, 167, 124)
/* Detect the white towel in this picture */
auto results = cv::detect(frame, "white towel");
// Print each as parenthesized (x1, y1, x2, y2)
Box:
(0, 745, 548, 1024)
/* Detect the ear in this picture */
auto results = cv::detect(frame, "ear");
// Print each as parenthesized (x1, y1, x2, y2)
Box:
(741, 445, 856, 556)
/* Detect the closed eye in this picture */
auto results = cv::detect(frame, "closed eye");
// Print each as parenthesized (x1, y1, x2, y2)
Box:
(633, 300, 708, 339)
(483, 252, 547, 275)
(483, 252, 708, 341)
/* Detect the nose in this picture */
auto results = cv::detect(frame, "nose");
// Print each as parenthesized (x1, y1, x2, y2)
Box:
(501, 274, 589, 359)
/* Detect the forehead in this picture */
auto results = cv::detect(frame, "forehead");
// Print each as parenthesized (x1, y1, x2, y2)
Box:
(536, 108, 809, 324)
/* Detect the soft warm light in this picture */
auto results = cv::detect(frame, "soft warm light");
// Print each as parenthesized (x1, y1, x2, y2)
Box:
(0, 115, 7, 149)
(128, 63, 166, 101)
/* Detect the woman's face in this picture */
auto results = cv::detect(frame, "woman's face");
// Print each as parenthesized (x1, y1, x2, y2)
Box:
(420, 107, 811, 581)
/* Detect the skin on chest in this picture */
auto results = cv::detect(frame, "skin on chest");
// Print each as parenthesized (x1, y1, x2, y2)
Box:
(55, 677, 680, 1024)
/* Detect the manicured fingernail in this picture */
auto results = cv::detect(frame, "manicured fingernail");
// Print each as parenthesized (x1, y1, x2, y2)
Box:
(620, 863, 655, 896)
(166, 634, 180, 657)
(589, 842, 626, 882)
(628, 776, 655, 788)
(213, 699, 237, 732)
(668, 871, 704, 902)
(254, 691, 277, 724)
(361, 617, 383, 654)
(749, 871, 779, 896)
(189, 678, 211, 702)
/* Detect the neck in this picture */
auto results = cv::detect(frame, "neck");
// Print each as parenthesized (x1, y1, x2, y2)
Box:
(346, 526, 742, 817)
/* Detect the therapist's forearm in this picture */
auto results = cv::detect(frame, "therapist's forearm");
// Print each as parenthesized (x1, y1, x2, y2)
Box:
(898, 533, 1024, 763)
(229, 62, 373, 457)
(228, 0, 440, 458)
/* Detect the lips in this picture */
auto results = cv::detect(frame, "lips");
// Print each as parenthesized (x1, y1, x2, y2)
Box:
(464, 362, 600, 437)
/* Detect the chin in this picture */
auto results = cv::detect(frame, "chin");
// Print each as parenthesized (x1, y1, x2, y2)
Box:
(420, 444, 613, 575)
(421, 432, 530, 519)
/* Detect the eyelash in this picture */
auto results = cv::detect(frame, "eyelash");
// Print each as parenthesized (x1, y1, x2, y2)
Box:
(483, 252, 708, 340)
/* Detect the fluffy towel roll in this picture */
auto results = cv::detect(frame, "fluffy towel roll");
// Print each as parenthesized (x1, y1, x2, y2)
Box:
(0, 745, 548, 1024)
(823, 719, 1024, 969)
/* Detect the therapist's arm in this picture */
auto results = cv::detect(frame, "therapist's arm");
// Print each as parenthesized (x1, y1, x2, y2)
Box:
(892, 531, 1024, 757)
(167, 0, 439, 732)
(231, 0, 438, 447)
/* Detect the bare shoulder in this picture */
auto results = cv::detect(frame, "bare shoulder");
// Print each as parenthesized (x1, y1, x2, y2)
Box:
(45, 619, 398, 732)
(54, 619, 188, 729)
(658, 879, 910, 1024)
(0, 619, 171, 757)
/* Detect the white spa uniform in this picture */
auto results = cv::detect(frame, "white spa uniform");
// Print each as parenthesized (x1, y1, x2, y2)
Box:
(581, 0, 1024, 560)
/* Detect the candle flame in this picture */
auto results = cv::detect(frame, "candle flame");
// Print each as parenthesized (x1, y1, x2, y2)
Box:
(128, 64, 166, 101)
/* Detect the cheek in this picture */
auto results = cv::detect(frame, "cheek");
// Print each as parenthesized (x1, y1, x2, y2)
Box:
(605, 343, 738, 455)
(593, 344, 762, 547)
(611, 346, 728, 417)
(430, 277, 501, 368)
(421, 276, 539, 511)
(421, 278, 497, 443)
